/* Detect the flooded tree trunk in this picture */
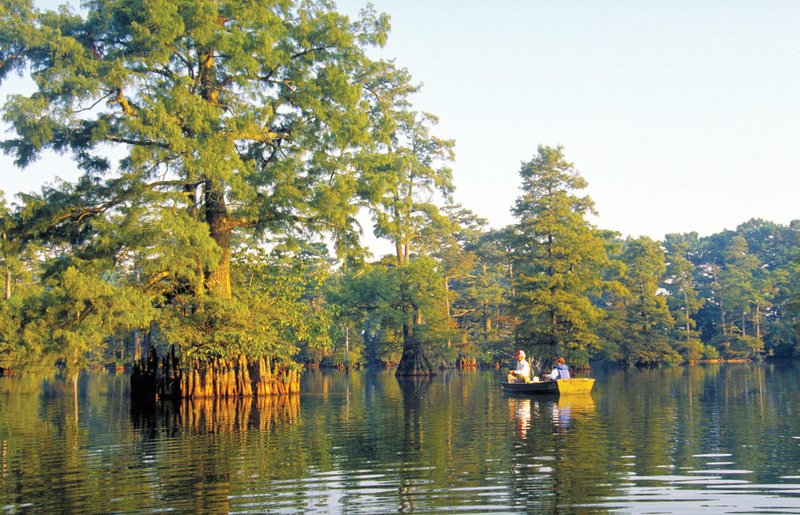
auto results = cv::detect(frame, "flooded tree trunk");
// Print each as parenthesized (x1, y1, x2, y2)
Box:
(394, 254, 436, 376)
(131, 346, 300, 401)
(395, 319, 435, 377)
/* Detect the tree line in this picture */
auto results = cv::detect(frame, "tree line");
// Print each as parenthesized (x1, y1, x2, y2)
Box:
(0, 1, 797, 395)
(325, 145, 799, 371)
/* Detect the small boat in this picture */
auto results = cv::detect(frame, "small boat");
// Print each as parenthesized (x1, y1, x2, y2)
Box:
(502, 378, 595, 395)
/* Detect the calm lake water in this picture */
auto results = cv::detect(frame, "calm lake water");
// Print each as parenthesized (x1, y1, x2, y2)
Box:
(2, 362, 800, 513)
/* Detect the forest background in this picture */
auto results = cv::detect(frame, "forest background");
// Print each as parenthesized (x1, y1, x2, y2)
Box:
(0, 0, 798, 397)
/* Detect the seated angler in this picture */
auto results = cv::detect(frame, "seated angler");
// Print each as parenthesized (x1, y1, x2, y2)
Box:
(546, 357, 570, 381)
(507, 350, 532, 383)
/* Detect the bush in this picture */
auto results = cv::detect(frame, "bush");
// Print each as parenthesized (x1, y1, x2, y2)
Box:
(702, 344, 720, 360)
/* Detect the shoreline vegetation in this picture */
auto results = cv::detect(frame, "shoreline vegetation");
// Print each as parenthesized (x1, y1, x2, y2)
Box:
(0, 1, 797, 399)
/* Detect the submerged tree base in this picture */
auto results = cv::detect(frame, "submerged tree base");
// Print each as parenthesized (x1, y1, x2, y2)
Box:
(395, 344, 436, 376)
(131, 346, 300, 401)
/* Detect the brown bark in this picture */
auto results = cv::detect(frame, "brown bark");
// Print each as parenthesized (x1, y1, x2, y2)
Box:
(395, 338, 435, 376)
(131, 347, 300, 400)
(133, 329, 142, 361)
(684, 294, 691, 344)
(396, 311, 435, 378)
(395, 241, 405, 267)
(204, 179, 232, 298)
(393, 241, 435, 375)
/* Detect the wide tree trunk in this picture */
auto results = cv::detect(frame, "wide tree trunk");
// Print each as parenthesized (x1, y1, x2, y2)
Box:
(131, 346, 300, 400)
(395, 320, 435, 376)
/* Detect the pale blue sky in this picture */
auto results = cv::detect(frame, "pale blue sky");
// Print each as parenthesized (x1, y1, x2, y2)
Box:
(2, 1, 799, 242)
(338, 0, 800, 239)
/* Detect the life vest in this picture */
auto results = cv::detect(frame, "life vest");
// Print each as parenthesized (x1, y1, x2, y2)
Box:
(555, 364, 570, 380)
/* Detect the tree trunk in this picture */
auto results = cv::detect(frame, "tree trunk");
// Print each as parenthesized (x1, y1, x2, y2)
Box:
(131, 347, 300, 400)
(483, 301, 491, 339)
(742, 310, 746, 337)
(133, 329, 142, 362)
(684, 293, 691, 343)
(204, 179, 232, 298)
(393, 242, 435, 376)
(395, 333, 435, 376)
(2, 230, 9, 299)
(132, 179, 297, 402)
(444, 277, 451, 348)
(755, 303, 761, 341)
(711, 266, 727, 335)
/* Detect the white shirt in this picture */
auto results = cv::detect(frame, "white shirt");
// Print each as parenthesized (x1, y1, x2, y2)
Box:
(513, 359, 531, 380)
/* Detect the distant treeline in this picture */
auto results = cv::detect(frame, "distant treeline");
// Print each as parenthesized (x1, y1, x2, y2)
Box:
(321, 145, 800, 369)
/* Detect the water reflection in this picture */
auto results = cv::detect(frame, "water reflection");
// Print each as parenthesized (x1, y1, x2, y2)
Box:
(130, 395, 301, 437)
(506, 393, 597, 438)
(508, 396, 534, 438)
(396, 375, 434, 410)
(2, 364, 800, 513)
(552, 394, 596, 433)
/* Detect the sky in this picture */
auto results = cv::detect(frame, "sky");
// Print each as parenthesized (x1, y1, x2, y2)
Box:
(2, 1, 799, 243)
(335, 0, 800, 239)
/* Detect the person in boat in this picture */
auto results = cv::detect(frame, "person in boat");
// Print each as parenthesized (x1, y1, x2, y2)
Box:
(546, 357, 571, 380)
(507, 350, 532, 383)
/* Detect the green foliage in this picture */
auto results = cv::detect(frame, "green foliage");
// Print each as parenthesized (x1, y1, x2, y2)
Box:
(702, 343, 720, 360)
(1, 0, 798, 376)
(613, 237, 678, 366)
(0, 0, 431, 374)
(399, 255, 450, 348)
(688, 220, 797, 359)
(678, 338, 704, 362)
(326, 260, 403, 361)
(710, 334, 763, 360)
(443, 215, 513, 356)
(154, 241, 335, 370)
(326, 254, 450, 367)
(34, 263, 153, 376)
(0, 295, 23, 369)
(663, 233, 704, 347)
(510, 145, 611, 361)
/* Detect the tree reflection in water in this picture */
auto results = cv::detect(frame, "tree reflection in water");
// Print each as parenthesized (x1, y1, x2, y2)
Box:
(3, 365, 800, 513)
(130, 395, 301, 437)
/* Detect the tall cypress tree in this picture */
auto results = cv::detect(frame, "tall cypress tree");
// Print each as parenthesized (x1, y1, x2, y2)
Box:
(0, 0, 413, 394)
(510, 145, 609, 365)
